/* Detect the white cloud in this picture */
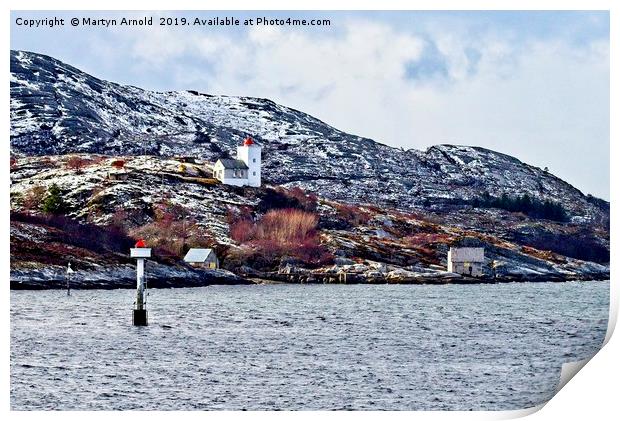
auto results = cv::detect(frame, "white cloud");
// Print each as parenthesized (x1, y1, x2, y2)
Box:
(247, 25, 282, 45)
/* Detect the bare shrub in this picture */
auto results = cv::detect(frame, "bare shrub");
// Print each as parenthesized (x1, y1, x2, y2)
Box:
(129, 200, 213, 259)
(280, 186, 318, 211)
(226, 205, 253, 226)
(91, 155, 108, 165)
(65, 156, 92, 173)
(230, 219, 255, 243)
(110, 159, 125, 169)
(229, 208, 331, 268)
(21, 185, 47, 211)
(256, 209, 318, 244)
(334, 203, 371, 226)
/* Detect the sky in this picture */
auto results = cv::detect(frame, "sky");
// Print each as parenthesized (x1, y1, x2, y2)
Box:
(10, 10, 610, 199)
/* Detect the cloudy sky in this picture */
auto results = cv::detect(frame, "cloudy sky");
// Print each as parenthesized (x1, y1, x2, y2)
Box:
(11, 10, 610, 199)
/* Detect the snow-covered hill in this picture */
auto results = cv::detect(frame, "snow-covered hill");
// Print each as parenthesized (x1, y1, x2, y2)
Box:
(10, 49, 608, 225)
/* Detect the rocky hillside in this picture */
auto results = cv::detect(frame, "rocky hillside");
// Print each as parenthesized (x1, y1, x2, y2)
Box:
(10, 154, 609, 288)
(9, 50, 609, 288)
(10, 50, 608, 225)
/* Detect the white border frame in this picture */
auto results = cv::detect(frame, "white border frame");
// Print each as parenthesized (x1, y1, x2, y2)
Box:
(3, 1, 616, 420)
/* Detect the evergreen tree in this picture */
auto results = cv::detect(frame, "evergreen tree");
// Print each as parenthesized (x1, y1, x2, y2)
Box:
(42, 184, 65, 214)
(472, 191, 567, 222)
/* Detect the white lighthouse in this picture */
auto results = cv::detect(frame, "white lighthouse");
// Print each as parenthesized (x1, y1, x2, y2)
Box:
(213, 136, 262, 187)
(236, 137, 261, 187)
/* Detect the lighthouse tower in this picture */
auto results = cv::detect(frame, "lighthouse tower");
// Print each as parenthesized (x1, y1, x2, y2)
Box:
(237, 137, 261, 187)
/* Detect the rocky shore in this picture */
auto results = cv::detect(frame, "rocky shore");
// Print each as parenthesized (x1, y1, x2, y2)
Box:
(10, 261, 609, 290)
(10, 264, 250, 290)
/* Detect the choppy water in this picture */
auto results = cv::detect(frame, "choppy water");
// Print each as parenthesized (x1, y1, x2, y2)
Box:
(11, 281, 609, 410)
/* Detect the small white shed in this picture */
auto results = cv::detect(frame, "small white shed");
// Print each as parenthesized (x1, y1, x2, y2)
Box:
(448, 247, 485, 277)
(184, 248, 219, 269)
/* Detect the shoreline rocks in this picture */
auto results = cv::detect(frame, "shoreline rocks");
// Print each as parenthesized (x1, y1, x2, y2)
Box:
(10, 264, 250, 290)
(10, 264, 609, 290)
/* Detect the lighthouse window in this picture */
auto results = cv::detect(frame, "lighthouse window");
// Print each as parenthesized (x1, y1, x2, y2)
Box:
(253, 158, 256, 163)
(253, 171, 256, 176)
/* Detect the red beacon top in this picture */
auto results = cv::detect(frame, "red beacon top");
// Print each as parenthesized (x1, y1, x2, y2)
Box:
(135, 239, 146, 248)
(243, 137, 254, 146)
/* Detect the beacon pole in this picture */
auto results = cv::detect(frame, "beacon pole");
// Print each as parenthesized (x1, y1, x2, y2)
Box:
(130, 239, 151, 326)
(66, 262, 74, 296)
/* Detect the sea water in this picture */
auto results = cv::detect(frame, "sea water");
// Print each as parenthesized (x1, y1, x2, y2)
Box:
(10, 281, 609, 410)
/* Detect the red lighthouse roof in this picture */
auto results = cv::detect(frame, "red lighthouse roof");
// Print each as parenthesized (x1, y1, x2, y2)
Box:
(243, 137, 254, 146)
(135, 239, 146, 248)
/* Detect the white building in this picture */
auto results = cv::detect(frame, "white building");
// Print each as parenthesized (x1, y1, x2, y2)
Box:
(447, 247, 485, 277)
(213, 137, 261, 187)
(184, 248, 219, 269)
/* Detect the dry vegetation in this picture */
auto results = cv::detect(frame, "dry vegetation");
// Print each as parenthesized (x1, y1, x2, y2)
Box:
(333, 203, 373, 227)
(228, 207, 332, 269)
(520, 245, 567, 264)
(110, 159, 125, 169)
(128, 200, 216, 260)
(10, 211, 134, 269)
(65, 155, 107, 173)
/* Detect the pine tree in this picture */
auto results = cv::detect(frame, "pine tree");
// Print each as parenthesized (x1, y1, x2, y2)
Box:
(42, 184, 65, 214)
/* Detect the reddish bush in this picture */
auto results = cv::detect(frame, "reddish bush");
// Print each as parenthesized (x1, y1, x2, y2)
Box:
(153, 200, 190, 227)
(258, 187, 318, 213)
(66, 156, 91, 173)
(128, 201, 209, 258)
(281, 186, 318, 211)
(296, 236, 333, 265)
(230, 219, 255, 243)
(91, 155, 108, 164)
(111, 159, 125, 169)
(229, 208, 331, 267)
(334, 203, 371, 226)
(21, 186, 47, 211)
(226, 205, 253, 226)
(130, 218, 212, 259)
(256, 209, 318, 244)
(250, 239, 283, 262)
(231, 208, 317, 245)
